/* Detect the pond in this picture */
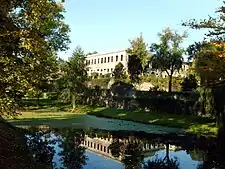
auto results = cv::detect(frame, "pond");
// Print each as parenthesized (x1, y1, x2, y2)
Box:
(24, 126, 225, 169)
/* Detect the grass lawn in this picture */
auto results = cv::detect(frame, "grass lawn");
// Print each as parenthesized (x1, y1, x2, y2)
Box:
(6, 109, 217, 137)
(6, 98, 218, 137)
(87, 108, 218, 137)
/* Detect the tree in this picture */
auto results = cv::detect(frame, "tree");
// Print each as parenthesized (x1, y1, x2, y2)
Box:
(59, 129, 87, 169)
(183, 2, 225, 128)
(126, 33, 149, 67)
(0, 0, 70, 116)
(59, 46, 88, 109)
(127, 54, 143, 83)
(186, 41, 225, 127)
(149, 28, 187, 92)
(126, 33, 149, 83)
(86, 51, 98, 55)
(182, 2, 225, 38)
(180, 74, 198, 91)
(112, 62, 127, 82)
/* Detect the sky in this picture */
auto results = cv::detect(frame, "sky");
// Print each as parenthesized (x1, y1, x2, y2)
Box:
(58, 0, 222, 60)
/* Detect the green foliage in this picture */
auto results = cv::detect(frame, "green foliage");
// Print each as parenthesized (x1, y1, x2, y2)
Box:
(0, 0, 70, 115)
(135, 92, 198, 115)
(113, 62, 127, 82)
(182, 2, 225, 38)
(110, 81, 134, 97)
(88, 77, 111, 88)
(150, 28, 187, 91)
(126, 33, 149, 67)
(181, 74, 198, 91)
(127, 54, 143, 83)
(58, 46, 88, 108)
(86, 51, 98, 55)
(90, 72, 98, 79)
(140, 75, 182, 91)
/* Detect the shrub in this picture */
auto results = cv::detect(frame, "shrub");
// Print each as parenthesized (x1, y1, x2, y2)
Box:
(46, 92, 58, 100)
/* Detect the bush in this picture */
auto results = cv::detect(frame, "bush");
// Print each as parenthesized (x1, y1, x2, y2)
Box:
(46, 92, 59, 100)
(80, 87, 199, 115)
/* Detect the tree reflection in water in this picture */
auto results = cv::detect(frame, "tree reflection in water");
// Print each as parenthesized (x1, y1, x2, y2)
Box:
(58, 128, 87, 169)
(24, 127, 225, 169)
(25, 129, 56, 169)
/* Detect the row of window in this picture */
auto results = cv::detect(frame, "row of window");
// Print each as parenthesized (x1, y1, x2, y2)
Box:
(84, 140, 110, 153)
(89, 68, 113, 73)
(86, 54, 124, 65)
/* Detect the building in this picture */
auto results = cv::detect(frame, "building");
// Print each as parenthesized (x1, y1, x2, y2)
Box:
(86, 50, 190, 78)
(86, 50, 129, 76)
(81, 134, 165, 161)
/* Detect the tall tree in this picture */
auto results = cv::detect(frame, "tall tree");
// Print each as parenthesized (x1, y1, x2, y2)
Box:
(127, 55, 143, 83)
(0, 0, 70, 116)
(59, 129, 87, 169)
(149, 28, 187, 92)
(112, 62, 127, 82)
(60, 46, 88, 109)
(126, 33, 149, 67)
(126, 33, 149, 83)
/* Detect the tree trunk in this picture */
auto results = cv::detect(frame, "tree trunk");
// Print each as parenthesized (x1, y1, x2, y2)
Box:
(163, 142, 170, 163)
(72, 94, 76, 110)
(168, 75, 172, 92)
(216, 108, 225, 129)
(37, 91, 40, 107)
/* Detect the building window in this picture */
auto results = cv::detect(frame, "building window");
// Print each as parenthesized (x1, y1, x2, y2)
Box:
(98, 58, 100, 64)
(104, 69, 106, 71)
(104, 57, 106, 63)
(101, 58, 103, 63)
(107, 69, 109, 72)
(116, 55, 118, 61)
(121, 55, 123, 61)
(108, 57, 110, 62)
(101, 69, 103, 72)
(97, 69, 99, 71)
(94, 59, 96, 64)
(111, 56, 113, 62)
(91, 59, 93, 64)
(111, 68, 113, 72)
(104, 146, 106, 152)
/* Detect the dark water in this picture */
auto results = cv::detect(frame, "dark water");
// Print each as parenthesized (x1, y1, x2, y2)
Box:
(25, 127, 225, 169)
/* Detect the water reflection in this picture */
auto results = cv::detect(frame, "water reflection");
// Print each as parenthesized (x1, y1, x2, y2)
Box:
(25, 127, 225, 169)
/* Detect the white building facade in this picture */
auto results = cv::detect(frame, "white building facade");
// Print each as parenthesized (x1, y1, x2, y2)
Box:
(86, 50, 190, 78)
(86, 50, 129, 76)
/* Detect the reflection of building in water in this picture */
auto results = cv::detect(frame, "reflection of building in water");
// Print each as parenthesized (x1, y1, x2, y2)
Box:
(80, 134, 180, 161)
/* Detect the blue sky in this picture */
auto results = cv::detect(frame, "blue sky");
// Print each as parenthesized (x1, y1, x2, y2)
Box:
(58, 0, 221, 60)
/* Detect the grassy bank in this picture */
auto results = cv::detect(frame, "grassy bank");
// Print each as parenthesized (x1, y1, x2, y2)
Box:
(7, 99, 218, 137)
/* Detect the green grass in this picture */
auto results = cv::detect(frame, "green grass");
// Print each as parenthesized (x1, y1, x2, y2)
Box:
(87, 108, 218, 137)
(6, 98, 218, 137)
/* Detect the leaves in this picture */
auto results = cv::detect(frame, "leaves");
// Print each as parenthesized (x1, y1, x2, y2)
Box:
(0, 0, 70, 115)
(182, 1, 225, 38)
(126, 33, 149, 68)
(58, 46, 88, 106)
(113, 62, 127, 82)
(149, 28, 186, 91)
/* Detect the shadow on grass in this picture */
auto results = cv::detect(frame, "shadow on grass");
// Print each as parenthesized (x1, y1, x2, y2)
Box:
(9, 114, 86, 128)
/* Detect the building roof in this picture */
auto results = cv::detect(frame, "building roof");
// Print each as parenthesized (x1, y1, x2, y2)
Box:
(86, 50, 126, 58)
